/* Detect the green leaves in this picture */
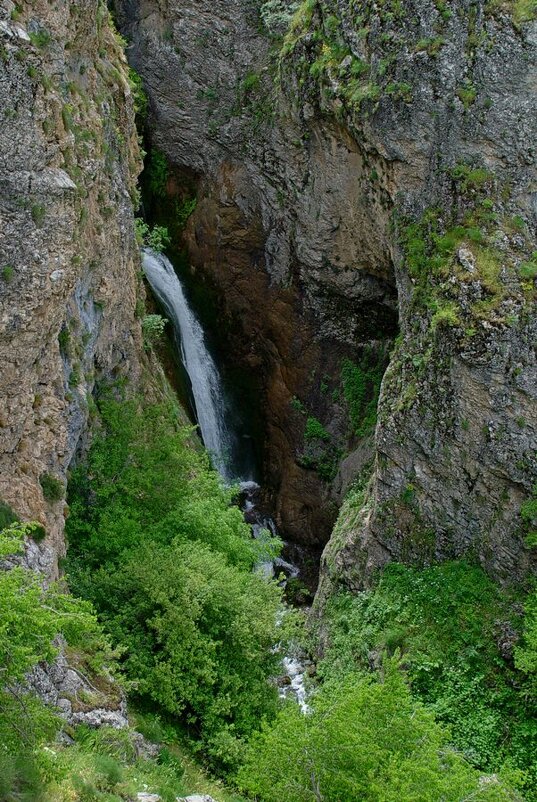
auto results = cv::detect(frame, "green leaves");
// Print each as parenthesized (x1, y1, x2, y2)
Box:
(238, 662, 518, 802)
(0, 522, 114, 797)
(316, 561, 537, 796)
(65, 398, 283, 772)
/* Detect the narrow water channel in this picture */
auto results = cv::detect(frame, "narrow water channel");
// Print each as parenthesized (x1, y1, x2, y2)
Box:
(142, 248, 310, 709)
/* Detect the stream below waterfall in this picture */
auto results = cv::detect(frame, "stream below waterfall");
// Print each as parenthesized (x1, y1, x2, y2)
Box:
(142, 248, 310, 711)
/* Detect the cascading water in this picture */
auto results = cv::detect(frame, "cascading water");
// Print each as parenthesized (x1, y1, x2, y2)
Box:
(142, 246, 310, 710)
(142, 248, 240, 483)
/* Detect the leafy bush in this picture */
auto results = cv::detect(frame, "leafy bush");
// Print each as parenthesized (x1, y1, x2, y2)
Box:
(39, 472, 64, 503)
(238, 661, 518, 802)
(0, 522, 112, 800)
(304, 416, 329, 441)
(340, 347, 386, 437)
(521, 483, 537, 547)
(0, 500, 18, 531)
(519, 252, 537, 281)
(134, 219, 170, 252)
(128, 66, 148, 121)
(176, 196, 197, 230)
(146, 149, 168, 198)
(142, 313, 167, 350)
(31, 203, 46, 226)
(2, 264, 14, 282)
(318, 562, 536, 796)
(65, 398, 283, 772)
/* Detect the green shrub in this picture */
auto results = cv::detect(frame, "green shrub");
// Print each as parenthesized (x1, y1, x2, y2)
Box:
(318, 561, 536, 792)
(304, 416, 330, 441)
(519, 253, 537, 280)
(238, 660, 518, 802)
(449, 163, 493, 193)
(31, 203, 46, 226)
(146, 149, 168, 198)
(29, 28, 51, 48)
(456, 81, 477, 107)
(58, 325, 71, 354)
(430, 300, 460, 330)
(93, 754, 123, 789)
(135, 219, 170, 252)
(142, 313, 167, 350)
(0, 500, 18, 531)
(2, 265, 14, 282)
(0, 522, 111, 798)
(128, 66, 148, 120)
(39, 472, 64, 503)
(341, 347, 385, 438)
(176, 196, 197, 230)
(520, 483, 537, 547)
(65, 398, 283, 773)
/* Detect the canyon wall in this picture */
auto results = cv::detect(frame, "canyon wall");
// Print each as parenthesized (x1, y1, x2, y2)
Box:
(0, 0, 143, 574)
(117, 0, 536, 585)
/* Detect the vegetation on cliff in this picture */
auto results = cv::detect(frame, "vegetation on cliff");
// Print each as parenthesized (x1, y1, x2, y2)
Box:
(65, 395, 284, 774)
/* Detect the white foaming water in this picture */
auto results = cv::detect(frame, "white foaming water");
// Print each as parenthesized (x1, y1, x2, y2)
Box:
(142, 248, 235, 482)
(280, 656, 310, 714)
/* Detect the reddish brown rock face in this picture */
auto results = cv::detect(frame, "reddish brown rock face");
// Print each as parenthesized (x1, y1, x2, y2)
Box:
(180, 164, 348, 547)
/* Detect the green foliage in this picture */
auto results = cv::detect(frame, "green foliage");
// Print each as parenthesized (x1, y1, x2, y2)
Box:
(515, 586, 537, 687)
(142, 313, 167, 350)
(318, 562, 536, 795)
(65, 398, 283, 772)
(58, 325, 71, 354)
(0, 522, 112, 800)
(515, 0, 537, 22)
(2, 264, 14, 282)
(146, 149, 168, 198)
(176, 196, 197, 230)
(0, 500, 18, 530)
(449, 163, 494, 193)
(456, 81, 477, 107)
(304, 416, 329, 441)
(341, 347, 385, 438)
(521, 483, 537, 547)
(238, 661, 518, 802)
(134, 218, 170, 251)
(290, 396, 306, 413)
(128, 67, 148, 121)
(39, 472, 64, 503)
(31, 203, 46, 226)
(397, 195, 519, 327)
(430, 300, 461, 330)
(29, 28, 51, 48)
(519, 252, 537, 281)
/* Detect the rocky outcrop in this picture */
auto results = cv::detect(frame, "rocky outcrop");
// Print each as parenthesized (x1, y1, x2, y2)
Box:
(0, 0, 143, 575)
(117, 0, 536, 586)
(291, 0, 537, 590)
(27, 643, 128, 729)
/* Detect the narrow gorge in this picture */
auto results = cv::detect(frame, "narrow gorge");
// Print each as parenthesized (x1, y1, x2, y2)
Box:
(0, 1, 536, 800)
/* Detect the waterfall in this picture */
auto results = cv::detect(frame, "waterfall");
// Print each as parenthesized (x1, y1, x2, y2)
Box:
(142, 248, 237, 482)
(142, 247, 310, 712)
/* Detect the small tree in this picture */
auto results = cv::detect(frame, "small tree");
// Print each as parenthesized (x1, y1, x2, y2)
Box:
(237, 661, 519, 802)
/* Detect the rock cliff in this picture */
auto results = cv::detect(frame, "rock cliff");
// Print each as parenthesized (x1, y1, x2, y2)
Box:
(116, 0, 536, 586)
(0, 0, 143, 575)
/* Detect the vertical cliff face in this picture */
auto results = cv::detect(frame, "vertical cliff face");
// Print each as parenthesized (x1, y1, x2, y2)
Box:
(117, 0, 536, 585)
(0, 0, 143, 574)
(291, 0, 537, 590)
(115, 0, 398, 548)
